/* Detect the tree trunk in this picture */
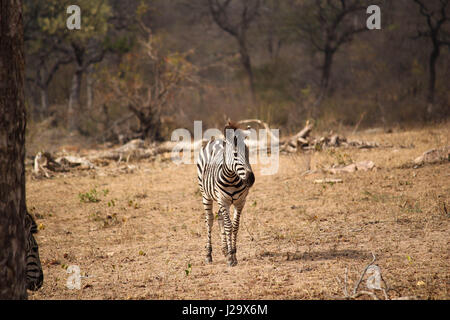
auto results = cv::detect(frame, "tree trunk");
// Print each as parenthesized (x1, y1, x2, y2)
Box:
(320, 48, 334, 98)
(40, 87, 48, 116)
(128, 104, 163, 142)
(86, 64, 94, 110)
(426, 42, 440, 117)
(68, 68, 83, 130)
(0, 0, 28, 300)
(312, 48, 335, 117)
(238, 36, 256, 107)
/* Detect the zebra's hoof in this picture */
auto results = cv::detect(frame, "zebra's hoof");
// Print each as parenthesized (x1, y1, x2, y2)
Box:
(205, 255, 212, 264)
(227, 260, 237, 267)
(227, 256, 237, 267)
(222, 248, 228, 257)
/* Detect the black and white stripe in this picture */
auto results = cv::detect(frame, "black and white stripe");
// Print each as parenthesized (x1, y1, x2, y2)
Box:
(24, 212, 43, 291)
(196, 124, 255, 266)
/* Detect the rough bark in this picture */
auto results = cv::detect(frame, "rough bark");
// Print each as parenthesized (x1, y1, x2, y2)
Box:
(0, 0, 28, 300)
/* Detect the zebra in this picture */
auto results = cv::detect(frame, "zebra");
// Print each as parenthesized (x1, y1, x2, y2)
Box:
(24, 212, 44, 291)
(196, 122, 255, 266)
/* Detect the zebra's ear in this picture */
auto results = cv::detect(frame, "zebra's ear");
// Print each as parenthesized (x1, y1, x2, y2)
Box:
(223, 121, 238, 142)
(244, 125, 252, 139)
(25, 211, 38, 234)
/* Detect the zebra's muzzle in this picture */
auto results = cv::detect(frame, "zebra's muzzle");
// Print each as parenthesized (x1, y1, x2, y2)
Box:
(245, 171, 255, 187)
(27, 272, 43, 291)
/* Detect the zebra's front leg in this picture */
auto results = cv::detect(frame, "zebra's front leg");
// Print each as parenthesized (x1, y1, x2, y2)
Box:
(220, 203, 236, 267)
(230, 202, 245, 266)
(217, 208, 229, 258)
(203, 198, 214, 264)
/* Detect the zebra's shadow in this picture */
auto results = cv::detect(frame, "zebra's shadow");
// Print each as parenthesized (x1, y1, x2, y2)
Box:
(258, 249, 369, 262)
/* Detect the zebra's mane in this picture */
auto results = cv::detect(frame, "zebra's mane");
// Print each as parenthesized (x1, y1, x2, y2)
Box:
(223, 121, 240, 136)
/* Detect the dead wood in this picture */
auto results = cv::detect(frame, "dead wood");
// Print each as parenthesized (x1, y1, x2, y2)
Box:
(55, 156, 95, 169)
(414, 146, 450, 165)
(314, 178, 343, 184)
(32, 151, 69, 177)
(337, 253, 391, 300)
(280, 120, 379, 154)
(87, 139, 157, 162)
(281, 120, 313, 152)
(325, 161, 375, 174)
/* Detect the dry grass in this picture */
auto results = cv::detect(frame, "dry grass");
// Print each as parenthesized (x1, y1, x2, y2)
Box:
(27, 125, 449, 300)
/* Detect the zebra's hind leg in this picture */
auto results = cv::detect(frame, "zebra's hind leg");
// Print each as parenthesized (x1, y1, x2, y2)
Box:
(203, 197, 214, 264)
(217, 207, 229, 258)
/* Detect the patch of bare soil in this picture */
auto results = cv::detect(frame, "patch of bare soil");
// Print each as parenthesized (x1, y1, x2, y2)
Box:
(27, 126, 449, 300)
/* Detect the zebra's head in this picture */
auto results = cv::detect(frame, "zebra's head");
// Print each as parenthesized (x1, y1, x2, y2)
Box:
(223, 122, 255, 188)
(24, 212, 44, 291)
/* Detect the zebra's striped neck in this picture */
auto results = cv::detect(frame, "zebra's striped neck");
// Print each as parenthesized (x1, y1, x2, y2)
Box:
(222, 160, 234, 176)
(221, 162, 239, 183)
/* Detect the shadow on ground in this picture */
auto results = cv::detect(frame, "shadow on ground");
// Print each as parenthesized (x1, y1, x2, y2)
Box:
(259, 249, 370, 262)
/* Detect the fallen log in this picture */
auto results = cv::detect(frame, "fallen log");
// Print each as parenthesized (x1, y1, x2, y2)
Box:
(314, 178, 343, 184)
(32, 151, 69, 177)
(55, 156, 95, 169)
(325, 161, 375, 174)
(33, 152, 50, 178)
(237, 119, 279, 143)
(86, 139, 157, 162)
(281, 120, 313, 152)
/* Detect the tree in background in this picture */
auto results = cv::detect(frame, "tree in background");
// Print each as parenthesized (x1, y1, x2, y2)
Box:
(208, 0, 260, 106)
(20, 0, 450, 145)
(0, 0, 28, 299)
(60, 1, 112, 131)
(24, 0, 115, 130)
(99, 21, 198, 142)
(258, 0, 289, 62)
(289, 0, 370, 110)
(412, 0, 450, 119)
(24, 1, 73, 117)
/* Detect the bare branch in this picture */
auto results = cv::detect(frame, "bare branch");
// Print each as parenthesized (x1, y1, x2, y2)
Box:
(208, 0, 239, 36)
(336, 252, 394, 300)
(353, 252, 376, 296)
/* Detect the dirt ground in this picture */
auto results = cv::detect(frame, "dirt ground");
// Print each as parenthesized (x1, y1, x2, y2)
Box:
(27, 125, 449, 300)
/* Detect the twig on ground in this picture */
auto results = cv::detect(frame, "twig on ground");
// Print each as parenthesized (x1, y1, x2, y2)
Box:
(353, 252, 377, 295)
(338, 252, 390, 300)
